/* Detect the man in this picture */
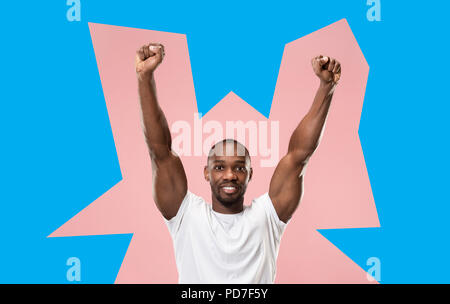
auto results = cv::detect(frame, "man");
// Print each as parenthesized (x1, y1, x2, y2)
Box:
(135, 43, 341, 283)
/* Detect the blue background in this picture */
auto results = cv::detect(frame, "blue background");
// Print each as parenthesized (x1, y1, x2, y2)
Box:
(1, 1, 448, 283)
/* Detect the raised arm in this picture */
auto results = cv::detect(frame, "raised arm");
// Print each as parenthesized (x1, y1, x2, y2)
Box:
(136, 43, 187, 220)
(269, 55, 341, 223)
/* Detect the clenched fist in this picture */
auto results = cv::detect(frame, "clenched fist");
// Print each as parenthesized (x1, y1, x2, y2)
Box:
(311, 55, 341, 84)
(135, 43, 165, 79)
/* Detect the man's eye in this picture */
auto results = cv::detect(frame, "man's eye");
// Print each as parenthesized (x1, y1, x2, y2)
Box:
(214, 166, 223, 170)
(236, 167, 246, 172)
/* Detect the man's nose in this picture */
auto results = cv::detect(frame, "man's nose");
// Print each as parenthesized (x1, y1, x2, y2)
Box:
(223, 168, 237, 180)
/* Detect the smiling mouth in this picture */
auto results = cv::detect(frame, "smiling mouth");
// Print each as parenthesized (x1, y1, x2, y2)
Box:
(221, 186, 238, 194)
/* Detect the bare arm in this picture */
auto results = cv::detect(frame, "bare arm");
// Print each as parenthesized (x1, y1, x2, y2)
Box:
(136, 43, 187, 220)
(269, 56, 341, 223)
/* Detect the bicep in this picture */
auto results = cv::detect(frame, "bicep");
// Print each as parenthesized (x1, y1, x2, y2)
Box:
(269, 152, 307, 223)
(151, 150, 188, 220)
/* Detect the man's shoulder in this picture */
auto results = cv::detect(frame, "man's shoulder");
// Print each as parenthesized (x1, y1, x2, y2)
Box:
(252, 192, 289, 228)
(251, 192, 271, 206)
(184, 190, 208, 208)
(246, 193, 271, 213)
(165, 191, 208, 230)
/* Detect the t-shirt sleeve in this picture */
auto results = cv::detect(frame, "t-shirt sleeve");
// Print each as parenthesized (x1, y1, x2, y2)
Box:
(260, 192, 289, 242)
(164, 191, 193, 238)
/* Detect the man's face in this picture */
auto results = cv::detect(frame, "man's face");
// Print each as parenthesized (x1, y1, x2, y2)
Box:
(204, 142, 252, 206)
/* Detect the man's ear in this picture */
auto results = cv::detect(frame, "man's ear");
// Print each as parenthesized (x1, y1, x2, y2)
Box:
(248, 168, 253, 182)
(204, 166, 210, 182)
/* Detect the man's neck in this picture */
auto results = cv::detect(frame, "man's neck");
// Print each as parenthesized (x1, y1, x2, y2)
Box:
(211, 197, 244, 214)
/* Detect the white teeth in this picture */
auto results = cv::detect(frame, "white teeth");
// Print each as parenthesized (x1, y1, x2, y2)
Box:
(223, 187, 236, 190)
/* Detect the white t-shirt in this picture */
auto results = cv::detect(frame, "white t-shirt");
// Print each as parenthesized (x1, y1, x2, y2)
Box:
(164, 191, 288, 284)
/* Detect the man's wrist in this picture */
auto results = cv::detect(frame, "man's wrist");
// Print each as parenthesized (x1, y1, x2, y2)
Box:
(318, 80, 337, 97)
(319, 80, 336, 91)
(137, 72, 154, 83)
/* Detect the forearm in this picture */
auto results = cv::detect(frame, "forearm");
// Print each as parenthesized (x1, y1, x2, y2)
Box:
(288, 82, 335, 159)
(138, 74, 172, 159)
